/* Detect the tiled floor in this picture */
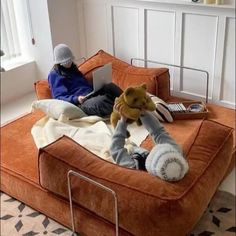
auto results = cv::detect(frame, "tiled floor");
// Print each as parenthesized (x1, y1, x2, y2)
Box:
(1, 190, 235, 236)
(1, 92, 235, 196)
(1, 191, 74, 236)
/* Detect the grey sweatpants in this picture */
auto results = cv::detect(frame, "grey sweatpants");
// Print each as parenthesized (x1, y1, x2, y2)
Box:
(80, 83, 122, 117)
(110, 111, 182, 169)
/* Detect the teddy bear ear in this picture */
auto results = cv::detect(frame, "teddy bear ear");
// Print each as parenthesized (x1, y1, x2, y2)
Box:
(124, 87, 135, 96)
(141, 83, 147, 90)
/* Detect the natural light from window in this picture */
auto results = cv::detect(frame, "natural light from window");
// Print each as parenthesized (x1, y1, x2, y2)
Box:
(1, 0, 34, 71)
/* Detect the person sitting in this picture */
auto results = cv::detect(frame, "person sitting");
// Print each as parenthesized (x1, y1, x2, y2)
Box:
(48, 44, 123, 117)
(110, 110, 189, 181)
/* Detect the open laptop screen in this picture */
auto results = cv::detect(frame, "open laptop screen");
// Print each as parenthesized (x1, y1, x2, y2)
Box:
(85, 63, 112, 98)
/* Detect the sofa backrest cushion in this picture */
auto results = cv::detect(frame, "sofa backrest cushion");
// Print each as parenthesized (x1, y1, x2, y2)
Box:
(34, 50, 170, 101)
(34, 80, 52, 100)
(79, 50, 170, 100)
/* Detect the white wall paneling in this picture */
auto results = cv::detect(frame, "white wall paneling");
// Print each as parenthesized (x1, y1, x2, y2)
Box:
(172, 11, 184, 92)
(145, 9, 175, 64)
(79, 0, 235, 108)
(81, 0, 109, 57)
(145, 9, 176, 90)
(220, 17, 235, 106)
(112, 6, 140, 63)
(211, 14, 227, 105)
(29, 0, 53, 80)
(47, 0, 80, 59)
(181, 13, 218, 100)
(76, 0, 87, 57)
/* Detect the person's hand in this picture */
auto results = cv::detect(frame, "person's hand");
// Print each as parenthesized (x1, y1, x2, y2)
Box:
(78, 96, 86, 104)
(120, 114, 127, 122)
(114, 101, 127, 121)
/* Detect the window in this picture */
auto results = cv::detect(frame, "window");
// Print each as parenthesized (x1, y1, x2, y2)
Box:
(1, 0, 34, 69)
(1, 0, 21, 61)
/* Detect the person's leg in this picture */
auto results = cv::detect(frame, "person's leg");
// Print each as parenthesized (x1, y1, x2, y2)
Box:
(140, 111, 182, 154)
(80, 83, 122, 117)
(80, 95, 114, 117)
(99, 83, 123, 100)
(110, 119, 139, 169)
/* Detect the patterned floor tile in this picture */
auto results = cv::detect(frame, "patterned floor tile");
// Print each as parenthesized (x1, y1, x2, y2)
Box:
(1, 193, 75, 236)
(1, 191, 235, 236)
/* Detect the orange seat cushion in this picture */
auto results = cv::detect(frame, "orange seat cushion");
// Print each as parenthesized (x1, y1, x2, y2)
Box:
(39, 119, 233, 236)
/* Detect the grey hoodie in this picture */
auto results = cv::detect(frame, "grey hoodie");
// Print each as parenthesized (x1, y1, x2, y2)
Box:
(110, 111, 182, 170)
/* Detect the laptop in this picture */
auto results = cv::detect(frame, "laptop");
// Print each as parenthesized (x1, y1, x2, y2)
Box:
(85, 63, 112, 99)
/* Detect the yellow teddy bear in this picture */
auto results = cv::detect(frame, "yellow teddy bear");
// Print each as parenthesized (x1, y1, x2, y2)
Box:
(110, 83, 156, 133)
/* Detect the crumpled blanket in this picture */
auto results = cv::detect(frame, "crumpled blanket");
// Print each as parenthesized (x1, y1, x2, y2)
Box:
(31, 115, 149, 162)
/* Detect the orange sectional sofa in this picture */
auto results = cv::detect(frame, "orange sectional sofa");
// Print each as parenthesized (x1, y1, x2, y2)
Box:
(1, 50, 235, 236)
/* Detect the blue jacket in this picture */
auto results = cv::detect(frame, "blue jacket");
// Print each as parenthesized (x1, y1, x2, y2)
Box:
(48, 66, 93, 105)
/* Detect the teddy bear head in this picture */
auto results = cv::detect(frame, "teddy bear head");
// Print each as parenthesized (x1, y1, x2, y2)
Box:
(123, 83, 155, 110)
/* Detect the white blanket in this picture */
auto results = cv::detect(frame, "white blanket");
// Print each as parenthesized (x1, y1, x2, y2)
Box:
(31, 115, 149, 162)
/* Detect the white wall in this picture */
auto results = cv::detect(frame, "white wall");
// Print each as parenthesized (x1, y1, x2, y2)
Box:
(78, 0, 235, 109)
(1, 62, 36, 104)
(47, 0, 81, 60)
(1, 0, 52, 105)
(77, 0, 112, 57)
(1, 0, 81, 105)
(29, 0, 54, 80)
(29, 0, 81, 79)
(25, 0, 81, 79)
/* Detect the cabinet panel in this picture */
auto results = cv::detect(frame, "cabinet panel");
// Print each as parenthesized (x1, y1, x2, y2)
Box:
(146, 9, 175, 64)
(145, 9, 176, 89)
(220, 17, 235, 104)
(79, 0, 235, 108)
(181, 13, 218, 99)
(83, 1, 109, 56)
(112, 6, 139, 63)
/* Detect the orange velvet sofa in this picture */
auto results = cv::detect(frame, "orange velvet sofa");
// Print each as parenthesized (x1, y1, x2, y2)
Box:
(1, 50, 235, 236)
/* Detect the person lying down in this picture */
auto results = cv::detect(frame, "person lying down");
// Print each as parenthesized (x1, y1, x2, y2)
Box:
(110, 110, 189, 182)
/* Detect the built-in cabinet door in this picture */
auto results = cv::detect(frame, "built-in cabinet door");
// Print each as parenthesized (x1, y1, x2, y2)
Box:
(78, 0, 235, 108)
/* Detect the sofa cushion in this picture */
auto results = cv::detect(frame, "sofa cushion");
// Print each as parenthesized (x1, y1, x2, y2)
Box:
(79, 50, 170, 100)
(34, 80, 52, 100)
(39, 120, 233, 236)
(32, 99, 87, 120)
(148, 93, 173, 122)
(1, 111, 45, 184)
